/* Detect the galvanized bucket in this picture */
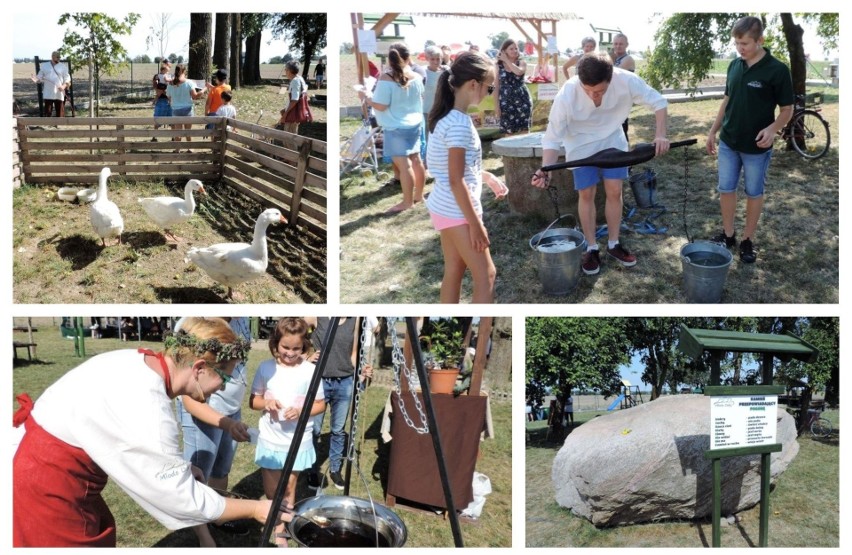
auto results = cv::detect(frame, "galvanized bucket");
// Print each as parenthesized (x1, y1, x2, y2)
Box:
(287, 495, 407, 548)
(628, 167, 657, 208)
(529, 215, 588, 296)
(680, 241, 733, 303)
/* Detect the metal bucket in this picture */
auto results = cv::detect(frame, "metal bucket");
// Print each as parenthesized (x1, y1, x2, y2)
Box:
(680, 241, 733, 303)
(529, 215, 588, 296)
(628, 168, 657, 208)
(287, 495, 407, 548)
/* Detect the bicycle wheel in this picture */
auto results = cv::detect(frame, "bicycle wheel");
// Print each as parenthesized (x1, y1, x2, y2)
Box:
(789, 110, 831, 159)
(811, 416, 832, 438)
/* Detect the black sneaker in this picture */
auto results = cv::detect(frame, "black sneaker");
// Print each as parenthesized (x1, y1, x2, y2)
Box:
(710, 230, 736, 249)
(307, 470, 321, 490)
(582, 249, 601, 275)
(329, 470, 345, 490)
(212, 520, 250, 536)
(739, 238, 757, 263)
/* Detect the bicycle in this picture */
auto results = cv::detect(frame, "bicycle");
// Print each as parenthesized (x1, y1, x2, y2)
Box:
(799, 403, 832, 438)
(778, 93, 831, 159)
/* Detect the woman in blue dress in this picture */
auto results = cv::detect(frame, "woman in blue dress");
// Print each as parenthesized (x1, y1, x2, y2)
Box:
(494, 39, 532, 135)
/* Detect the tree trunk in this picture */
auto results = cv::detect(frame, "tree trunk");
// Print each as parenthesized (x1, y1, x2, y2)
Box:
(243, 30, 262, 85)
(188, 13, 212, 82)
(88, 53, 94, 118)
(780, 13, 806, 96)
(213, 13, 230, 71)
(229, 13, 241, 89)
(487, 317, 512, 392)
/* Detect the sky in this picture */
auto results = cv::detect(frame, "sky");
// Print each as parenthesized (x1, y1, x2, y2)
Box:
(336, 11, 837, 61)
(11, 13, 303, 62)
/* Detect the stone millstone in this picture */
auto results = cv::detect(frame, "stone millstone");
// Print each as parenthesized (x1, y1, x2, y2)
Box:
(552, 395, 799, 527)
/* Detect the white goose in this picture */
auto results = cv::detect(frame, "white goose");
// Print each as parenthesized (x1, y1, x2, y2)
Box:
(89, 167, 124, 246)
(138, 179, 206, 241)
(186, 208, 287, 300)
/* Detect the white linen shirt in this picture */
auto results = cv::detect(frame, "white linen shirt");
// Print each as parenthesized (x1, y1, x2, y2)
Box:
(36, 61, 71, 101)
(542, 68, 667, 160)
(29, 349, 226, 529)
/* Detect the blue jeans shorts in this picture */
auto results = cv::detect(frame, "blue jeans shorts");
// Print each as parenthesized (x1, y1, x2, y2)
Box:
(717, 140, 772, 198)
(172, 106, 193, 117)
(176, 398, 239, 480)
(572, 165, 629, 190)
(383, 125, 422, 158)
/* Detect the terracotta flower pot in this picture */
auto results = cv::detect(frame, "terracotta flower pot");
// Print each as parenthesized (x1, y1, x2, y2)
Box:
(429, 368, 460, 394)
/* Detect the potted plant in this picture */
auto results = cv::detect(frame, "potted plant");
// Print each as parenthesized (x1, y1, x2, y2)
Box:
(422, 319, 465, 394)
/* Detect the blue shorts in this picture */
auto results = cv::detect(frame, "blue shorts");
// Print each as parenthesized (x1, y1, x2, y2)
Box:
(153, 97, 172, 117)
(717, 140, 771, 198)
(172, 106, 193, 117)
(383, 125, 422, 158)
(255, 440, 316, 471)
(571, 165, 629, 190)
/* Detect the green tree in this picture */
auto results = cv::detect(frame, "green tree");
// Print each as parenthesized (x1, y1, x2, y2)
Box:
(132, 54, 151, 64)
(642, 13, 839, 96)
(271, 13, 327, 79)
(59, 12, 140, 117)
(489, 31, 509, 50)
(526, 317, 630, 438)
(242, 13, 271, 85)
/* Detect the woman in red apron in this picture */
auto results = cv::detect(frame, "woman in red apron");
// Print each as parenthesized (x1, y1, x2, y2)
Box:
(13, 317, 280, 547)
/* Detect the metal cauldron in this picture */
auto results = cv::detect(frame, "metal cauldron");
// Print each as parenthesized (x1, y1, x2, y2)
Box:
(286, 495, 407, 548)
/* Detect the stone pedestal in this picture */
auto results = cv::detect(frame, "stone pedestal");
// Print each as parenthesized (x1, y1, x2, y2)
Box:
(492, 132, 606, 223)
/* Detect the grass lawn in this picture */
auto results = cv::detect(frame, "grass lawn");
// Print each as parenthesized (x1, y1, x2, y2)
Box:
(339, 87, 838, 304)
(525, 406, 839, 547)
(12, 324, 511, 548)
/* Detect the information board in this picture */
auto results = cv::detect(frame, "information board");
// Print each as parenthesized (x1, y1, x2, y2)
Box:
(710, 395, 778, 450)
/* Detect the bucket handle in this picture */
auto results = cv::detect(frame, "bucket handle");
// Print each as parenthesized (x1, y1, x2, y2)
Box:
(532, 214, 579, 249)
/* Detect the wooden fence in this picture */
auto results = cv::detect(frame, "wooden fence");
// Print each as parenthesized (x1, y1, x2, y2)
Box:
(15, 116, 327, 236)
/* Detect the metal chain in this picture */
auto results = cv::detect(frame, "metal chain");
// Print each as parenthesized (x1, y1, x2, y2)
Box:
(387, 317, 429, 434)
(547, 184, 561, 221)
(682, 143, 692, 244)
(346, 317, 370, 462)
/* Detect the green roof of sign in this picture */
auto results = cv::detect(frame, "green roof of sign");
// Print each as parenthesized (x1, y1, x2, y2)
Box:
(678, 325, 819, 363)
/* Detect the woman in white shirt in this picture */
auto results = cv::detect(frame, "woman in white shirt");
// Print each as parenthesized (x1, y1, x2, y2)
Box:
(13, 317, 278, 547)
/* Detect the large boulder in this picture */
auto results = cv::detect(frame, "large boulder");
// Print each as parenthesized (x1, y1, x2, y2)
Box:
(552, 395, 799, 527)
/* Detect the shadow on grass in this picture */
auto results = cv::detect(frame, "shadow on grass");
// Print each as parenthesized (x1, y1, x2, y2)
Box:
(151, 286, 229, 304)
(54, 234, 101, 270)
(12, 358, 53, 369)
(123, 230, 168, 249)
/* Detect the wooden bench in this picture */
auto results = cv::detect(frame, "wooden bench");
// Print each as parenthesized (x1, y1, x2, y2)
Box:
(13, 341, 37, 361)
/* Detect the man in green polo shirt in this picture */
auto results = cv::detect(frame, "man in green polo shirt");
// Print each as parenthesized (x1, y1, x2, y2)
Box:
(706, 16, 793, 263)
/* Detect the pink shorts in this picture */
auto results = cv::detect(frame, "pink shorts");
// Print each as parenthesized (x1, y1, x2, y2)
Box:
(429, 211, 480, 231)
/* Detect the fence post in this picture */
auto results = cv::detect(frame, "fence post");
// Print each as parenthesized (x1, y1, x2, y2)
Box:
(17, 119, 31, 184)
(288, 139, 312, 228)
(218, 118, 228, 179)
(13, 120, 22, 188)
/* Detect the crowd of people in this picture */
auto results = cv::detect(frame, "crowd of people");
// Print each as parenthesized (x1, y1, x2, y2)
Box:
(13, 317, 377, 547)
(353, 15, 791, 302)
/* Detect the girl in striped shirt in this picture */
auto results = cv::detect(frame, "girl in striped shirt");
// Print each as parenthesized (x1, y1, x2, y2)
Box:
(425, 51, 508, 303)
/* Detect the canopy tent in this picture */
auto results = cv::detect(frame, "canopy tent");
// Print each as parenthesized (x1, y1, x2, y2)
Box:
(350, 12, 578, 85)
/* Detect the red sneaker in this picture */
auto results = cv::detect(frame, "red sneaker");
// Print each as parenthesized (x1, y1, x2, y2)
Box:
(582, 250, 601, 275)
(607, 243, 637, 267)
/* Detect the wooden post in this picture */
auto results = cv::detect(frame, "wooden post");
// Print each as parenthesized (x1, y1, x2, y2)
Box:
(288, 139, 312, 228)
(468, 317, 492, 396)
(762, 355, 774, 386)
(759, 452, 771, 547)
(711, 457, 721, 547)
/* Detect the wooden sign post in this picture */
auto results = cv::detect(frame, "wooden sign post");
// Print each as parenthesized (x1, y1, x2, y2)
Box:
(703, 385, 785, 547)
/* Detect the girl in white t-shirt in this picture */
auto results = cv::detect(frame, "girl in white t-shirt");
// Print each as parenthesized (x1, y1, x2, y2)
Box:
(250, 317, 325, 544)
(425, 51, 508, 303)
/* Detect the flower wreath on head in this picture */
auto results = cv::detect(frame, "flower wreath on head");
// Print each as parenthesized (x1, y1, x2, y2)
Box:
(163, 330, 252, 363)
